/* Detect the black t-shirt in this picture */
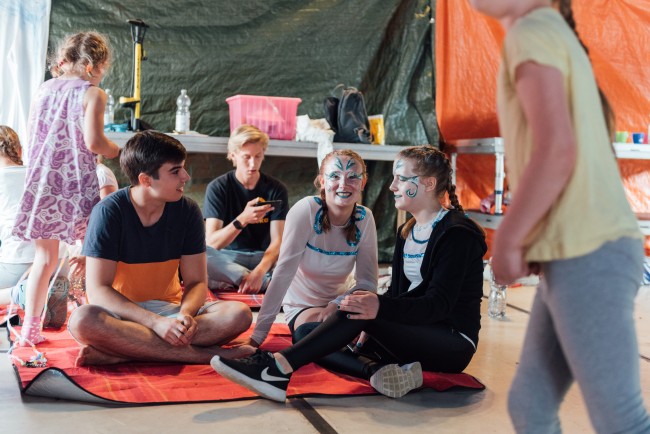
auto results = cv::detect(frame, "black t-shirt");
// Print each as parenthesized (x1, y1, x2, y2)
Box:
(203, 170, 289, 252)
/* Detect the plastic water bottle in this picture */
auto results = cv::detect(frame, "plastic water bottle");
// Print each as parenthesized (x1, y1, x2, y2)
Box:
(175, 89, 191, 133)
(487, 263, 507, 319)
(104, 89, 115, 126)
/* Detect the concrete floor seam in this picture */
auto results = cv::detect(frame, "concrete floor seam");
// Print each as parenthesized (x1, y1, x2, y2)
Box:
(289, 397, 339, 434)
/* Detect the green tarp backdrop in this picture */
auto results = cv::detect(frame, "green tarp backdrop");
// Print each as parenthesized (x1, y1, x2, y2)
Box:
(49, 0, 438, 261)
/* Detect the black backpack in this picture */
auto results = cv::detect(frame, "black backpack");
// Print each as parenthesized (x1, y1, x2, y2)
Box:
(324, 86, 372, 144)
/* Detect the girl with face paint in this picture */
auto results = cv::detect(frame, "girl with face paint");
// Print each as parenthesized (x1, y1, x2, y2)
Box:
(212, 146, 488, 402)
(317, 150, 368, 242)
(244, 150, 378, 348)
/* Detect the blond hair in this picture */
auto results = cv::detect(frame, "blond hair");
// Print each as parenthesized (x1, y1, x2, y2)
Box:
(49, 31, 111, 77)
(0, 125, 22, 165)
(227, 124, 269, 164)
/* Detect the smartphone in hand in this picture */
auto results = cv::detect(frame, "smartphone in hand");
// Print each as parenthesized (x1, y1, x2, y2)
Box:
(254, 199, 283, 207)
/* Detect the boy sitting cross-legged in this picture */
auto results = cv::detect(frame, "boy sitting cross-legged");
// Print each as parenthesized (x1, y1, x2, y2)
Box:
(68, 131, 255, 365)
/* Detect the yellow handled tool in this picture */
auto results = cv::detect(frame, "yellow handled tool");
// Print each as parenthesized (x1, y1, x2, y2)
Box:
(119, 19, 149, 131)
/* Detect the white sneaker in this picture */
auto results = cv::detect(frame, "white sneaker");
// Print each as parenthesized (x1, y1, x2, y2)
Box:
(369, 361, 423, 398)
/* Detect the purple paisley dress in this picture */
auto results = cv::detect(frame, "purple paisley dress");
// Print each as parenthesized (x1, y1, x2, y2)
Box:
(12, 78, 99, 244)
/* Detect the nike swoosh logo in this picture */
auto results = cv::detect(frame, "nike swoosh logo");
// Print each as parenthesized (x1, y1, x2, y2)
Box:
(261, 367, 289, 382)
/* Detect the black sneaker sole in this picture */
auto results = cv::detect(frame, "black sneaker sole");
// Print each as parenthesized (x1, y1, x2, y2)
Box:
(210, 356, 288, 402)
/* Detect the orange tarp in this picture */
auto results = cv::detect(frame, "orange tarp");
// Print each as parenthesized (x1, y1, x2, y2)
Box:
(436, 0, 650, 254)
(11, 323, 484, 403)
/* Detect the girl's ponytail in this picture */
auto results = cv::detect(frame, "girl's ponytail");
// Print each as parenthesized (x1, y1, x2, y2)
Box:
(319, 188, 332, 233)
(447, 173, 464, 215)
(0, 126, 23, 166)
(401, 217, 416, 240)
(555, 0, 615, 138)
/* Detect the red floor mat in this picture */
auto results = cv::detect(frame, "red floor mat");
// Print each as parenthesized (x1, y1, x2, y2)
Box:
(9, 324, 485, 404)
(209, 290, 264, 309)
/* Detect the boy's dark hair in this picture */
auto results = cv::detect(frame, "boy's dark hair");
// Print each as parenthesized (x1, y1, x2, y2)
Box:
(120, 131, 187, 185)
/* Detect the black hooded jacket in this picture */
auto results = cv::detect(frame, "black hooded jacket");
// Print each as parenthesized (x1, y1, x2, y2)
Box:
(377, 211, 488, 346)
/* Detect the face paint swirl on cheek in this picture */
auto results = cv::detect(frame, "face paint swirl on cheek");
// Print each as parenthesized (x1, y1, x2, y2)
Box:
(404, 176, 419, 198)
(393, 160, 420, 199)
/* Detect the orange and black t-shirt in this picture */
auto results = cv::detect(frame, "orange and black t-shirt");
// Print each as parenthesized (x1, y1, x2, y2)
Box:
(82, 188, 205, 304)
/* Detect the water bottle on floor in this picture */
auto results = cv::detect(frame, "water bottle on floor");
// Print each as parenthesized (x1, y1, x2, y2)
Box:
(487, 261, 507, 319)
(175, 89, 191, 133)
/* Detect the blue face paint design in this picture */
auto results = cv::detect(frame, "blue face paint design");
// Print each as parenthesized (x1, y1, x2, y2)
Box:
(404, 176, 419, 198)
(393, 159, 419, 198)
(348, 172, 363, 181)
(324, 157, 363, 192)
(325, 171, 338, 192)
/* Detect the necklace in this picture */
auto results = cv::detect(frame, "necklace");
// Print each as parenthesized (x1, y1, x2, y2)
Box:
(413, 219, 434, 232)
(411, 208, 447, 244)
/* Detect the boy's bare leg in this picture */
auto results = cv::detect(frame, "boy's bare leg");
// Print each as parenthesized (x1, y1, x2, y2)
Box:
(187, 300, 253, 346)
(68, 302, 254, 366)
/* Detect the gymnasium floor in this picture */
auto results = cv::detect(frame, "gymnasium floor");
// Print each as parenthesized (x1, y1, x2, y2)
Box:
(1, 282, 649, 434)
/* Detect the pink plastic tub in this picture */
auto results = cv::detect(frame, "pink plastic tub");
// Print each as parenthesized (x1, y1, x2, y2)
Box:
(226, 95, 302, 140)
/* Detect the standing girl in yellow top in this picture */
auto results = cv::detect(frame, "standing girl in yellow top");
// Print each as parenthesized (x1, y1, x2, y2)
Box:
(470, 0, 650, 433)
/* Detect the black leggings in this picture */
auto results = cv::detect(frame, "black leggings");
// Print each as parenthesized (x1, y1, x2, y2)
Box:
(282, 310, 476, 378)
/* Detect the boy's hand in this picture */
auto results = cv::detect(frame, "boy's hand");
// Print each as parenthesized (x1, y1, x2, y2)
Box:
(153, 316, 193, 346)
(238, 198, 273, 226)
(239, 269, 264, 293)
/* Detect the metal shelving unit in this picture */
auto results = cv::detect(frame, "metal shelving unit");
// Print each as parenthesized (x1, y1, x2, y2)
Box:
(106, 132, 401, 162)
(447, 138, 650, 233)
(613, 143, 650, 160)
(615, 143, 650, 235)
(447, 138, 505, 230)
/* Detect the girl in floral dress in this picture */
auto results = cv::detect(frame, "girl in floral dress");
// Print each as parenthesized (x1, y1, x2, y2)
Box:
(12, 31, 120, 344)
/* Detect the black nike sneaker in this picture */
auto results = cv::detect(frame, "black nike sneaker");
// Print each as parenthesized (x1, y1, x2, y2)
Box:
(211, 350, 291, 402)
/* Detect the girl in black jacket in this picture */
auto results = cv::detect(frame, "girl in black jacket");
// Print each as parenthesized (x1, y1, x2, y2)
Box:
(212, 146, 487, 402)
